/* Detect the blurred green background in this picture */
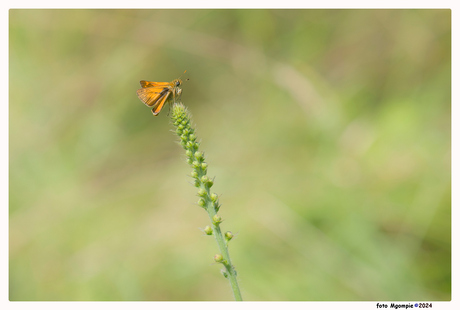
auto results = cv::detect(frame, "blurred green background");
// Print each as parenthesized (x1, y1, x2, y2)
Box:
(9, 9, 451, 301)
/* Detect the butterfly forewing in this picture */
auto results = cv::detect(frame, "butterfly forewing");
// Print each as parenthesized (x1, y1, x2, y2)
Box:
(140, 80, 173, 88)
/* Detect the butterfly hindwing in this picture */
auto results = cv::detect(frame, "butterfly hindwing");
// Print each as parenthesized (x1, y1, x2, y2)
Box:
(151, 91, 171, 116)
(136, 87, 169, 107)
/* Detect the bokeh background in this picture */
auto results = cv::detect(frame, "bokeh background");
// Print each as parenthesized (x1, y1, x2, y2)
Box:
(9, 9, 451, 301)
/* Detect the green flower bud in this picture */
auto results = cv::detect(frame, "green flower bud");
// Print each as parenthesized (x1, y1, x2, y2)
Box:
(178, 124, 185, 130)
(221, 269, 229, 278)
(195, 151, 203, 161)
(189, 134, 196, 141)
(210, 193, 218, 202)
(214, 254, 224, 263)
(224, 231, 234, 241)
(206, 179, 214, 188)
(181, 120, 188, 126)
(186, 158, 192, 165)
(175, 128, 182, 135)
(191, 170, 198, 178)
(200, 175, 209, 183)
(201, 162, 208, 173)
(212, 215, 222, 224)
(180, 134, 188, 142)
(198, 198, 206, 207)
(186, 141, 194, 149)
(198, 188, 207, 197)
(185, 150, 193, 157)
(194, 180, 200, 188)
(204, 225, 213, 235)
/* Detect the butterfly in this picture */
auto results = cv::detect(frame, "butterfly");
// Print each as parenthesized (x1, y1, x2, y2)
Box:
(136, 72, 187, 116)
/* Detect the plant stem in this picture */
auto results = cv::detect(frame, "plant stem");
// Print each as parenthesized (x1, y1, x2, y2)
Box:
(205, 197, 242, 301)
(170, 102, 243, 301)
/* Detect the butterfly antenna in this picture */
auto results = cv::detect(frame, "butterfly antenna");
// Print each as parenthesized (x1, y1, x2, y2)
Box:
(179, 70, 189, 82)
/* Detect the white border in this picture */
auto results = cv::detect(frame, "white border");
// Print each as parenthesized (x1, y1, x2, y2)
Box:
(3, 2, 458, 310)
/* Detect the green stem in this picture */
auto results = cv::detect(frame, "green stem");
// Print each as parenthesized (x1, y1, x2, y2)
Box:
(205, 195, 242, 301)
(170, 102, 243, 301)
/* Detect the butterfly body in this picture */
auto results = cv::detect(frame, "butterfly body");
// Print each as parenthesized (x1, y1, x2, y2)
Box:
(136, 77, 184, 116)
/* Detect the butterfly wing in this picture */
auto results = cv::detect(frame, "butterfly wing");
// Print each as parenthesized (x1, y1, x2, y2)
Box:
(140, 80, 172, 88)
(137, 86, 169, 107)
(151, 91, 171, 116)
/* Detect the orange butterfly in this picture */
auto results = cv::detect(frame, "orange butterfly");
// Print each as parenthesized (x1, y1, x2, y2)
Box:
(137, 72, 187, 116)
